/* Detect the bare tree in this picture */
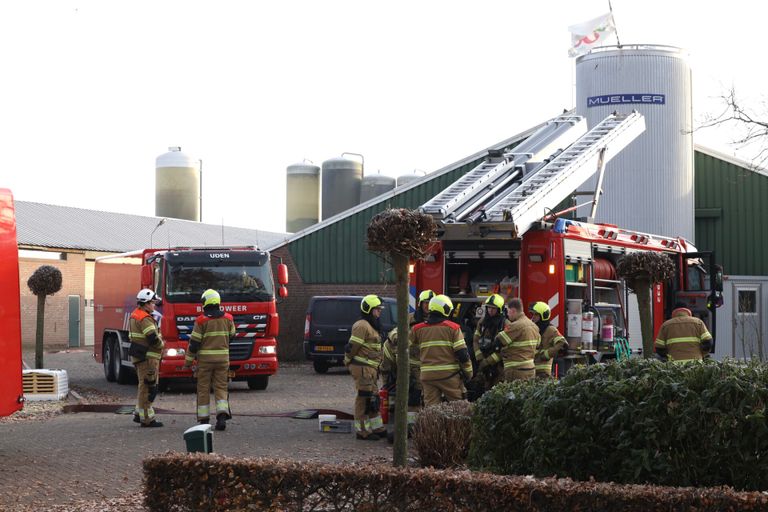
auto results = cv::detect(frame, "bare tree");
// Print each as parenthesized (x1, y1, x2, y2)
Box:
(616, 252, 675, 358)
(367, 208, 436, 467)
(27, 265, 63, 369)
(700, 87, 768, 168)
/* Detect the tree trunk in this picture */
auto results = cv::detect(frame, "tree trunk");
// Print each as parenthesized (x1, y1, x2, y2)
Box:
(634, 279, 655, 358)
(35, 294, 46, 369)
(392, 253, 410, 467)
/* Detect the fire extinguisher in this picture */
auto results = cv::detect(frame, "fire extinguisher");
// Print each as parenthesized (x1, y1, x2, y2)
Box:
(379, 387, 389, 424)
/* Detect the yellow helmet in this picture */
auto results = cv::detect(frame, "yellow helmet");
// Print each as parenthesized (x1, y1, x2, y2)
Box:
(361, 294, 382, 314)
(201, 289, 221, 307)
(418, 289, 435, 304)
(485, 294, 505, 310)
(428, 294, 454, 317)
(530, 301, 551, 321)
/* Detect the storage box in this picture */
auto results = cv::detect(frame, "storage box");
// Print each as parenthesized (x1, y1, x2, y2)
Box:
(22, 369, 69, 401)
(565, 263, 584, 283)
(320, 420, 352, 433)
(184, 424, 213, 453)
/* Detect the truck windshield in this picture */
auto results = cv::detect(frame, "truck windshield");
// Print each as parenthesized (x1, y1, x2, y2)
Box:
(165, 262, 274, 303)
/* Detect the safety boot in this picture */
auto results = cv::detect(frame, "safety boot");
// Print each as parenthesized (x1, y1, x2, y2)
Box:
(215, 413, 227, 431)
(141, 420, 164, 428)
(356, 433, 380, 441)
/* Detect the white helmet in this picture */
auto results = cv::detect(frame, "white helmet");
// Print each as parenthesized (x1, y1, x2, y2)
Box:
(136, 289, 157, 304)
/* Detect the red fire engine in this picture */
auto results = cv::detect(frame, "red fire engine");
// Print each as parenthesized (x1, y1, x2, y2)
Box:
(0, 188, 24, 416)
(94, 246, 288, 390)
(411, 111, 722, 361)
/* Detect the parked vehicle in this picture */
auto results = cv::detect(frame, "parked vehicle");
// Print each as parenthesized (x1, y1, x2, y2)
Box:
(0, 188, 24, 416)
(304, 296, 397, 373)
(94, 246, 288, 390)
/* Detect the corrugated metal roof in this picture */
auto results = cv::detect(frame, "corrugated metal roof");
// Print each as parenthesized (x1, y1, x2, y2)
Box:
(276, 118, 549, 283)
(15, 201, 286, 253)
(695, 147, 768, 276)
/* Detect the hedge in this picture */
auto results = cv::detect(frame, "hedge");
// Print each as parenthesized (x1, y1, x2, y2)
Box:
(143, 453, 768, 511)
(469, 358, 768, 491)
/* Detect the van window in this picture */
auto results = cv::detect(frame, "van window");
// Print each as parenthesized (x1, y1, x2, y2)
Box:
(312, 300, 361, 326)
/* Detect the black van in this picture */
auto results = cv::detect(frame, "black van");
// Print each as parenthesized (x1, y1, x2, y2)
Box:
(304, 295, 398, 373)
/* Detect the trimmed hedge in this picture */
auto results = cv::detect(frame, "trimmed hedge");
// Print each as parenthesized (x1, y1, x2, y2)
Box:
(470, 359, 768, 490)
(412, 400, 473, 468)
(143, 454, 768, 511)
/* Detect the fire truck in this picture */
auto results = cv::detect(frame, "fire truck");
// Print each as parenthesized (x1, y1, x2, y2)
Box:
(412, 112, 722, 360)
(94, 246, 288, 390)
(0, 188, 24, 417)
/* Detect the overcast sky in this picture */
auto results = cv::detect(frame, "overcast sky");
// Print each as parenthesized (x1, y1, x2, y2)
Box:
(1, 0, 765, 234)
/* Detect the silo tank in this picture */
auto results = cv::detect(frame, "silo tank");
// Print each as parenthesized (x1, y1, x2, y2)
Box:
(286, 162, 320, 233)
(396, 171, 425, 188)
(360, 174, 395, 203)
(156, 147, 200, 221)
(321, 156, 363, 220)
(575, 45, 693, 241)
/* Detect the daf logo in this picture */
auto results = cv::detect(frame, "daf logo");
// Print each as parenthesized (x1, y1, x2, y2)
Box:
(315, 330, 321, 336)
(210, 253, 230, 259)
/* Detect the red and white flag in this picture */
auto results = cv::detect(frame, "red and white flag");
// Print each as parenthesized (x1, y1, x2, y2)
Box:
(568, 13, 616, 57)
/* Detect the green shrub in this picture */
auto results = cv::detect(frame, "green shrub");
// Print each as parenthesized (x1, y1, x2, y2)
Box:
(469, 358, 768, 491)
(412, 400, 473, 468)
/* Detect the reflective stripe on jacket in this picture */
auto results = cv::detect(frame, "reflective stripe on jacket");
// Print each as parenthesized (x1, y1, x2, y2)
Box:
(347, 319, 382, 368)
(535, 325, 567, 376)
(129, 308, 163, 361)
(187, 312, 235, 364)
(411, 320, 473, 381)
(655, 308, 712, 362)
(494, 312, 539, 371)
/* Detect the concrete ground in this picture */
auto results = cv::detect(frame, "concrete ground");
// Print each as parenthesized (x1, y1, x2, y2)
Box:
(0, 351, 393, 510)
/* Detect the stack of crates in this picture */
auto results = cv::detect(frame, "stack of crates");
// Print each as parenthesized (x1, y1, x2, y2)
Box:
(22, 369, 69, 401)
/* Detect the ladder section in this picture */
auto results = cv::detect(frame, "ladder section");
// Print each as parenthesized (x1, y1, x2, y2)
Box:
(420, 115, 586, 221)
(482, 111, 645, 236)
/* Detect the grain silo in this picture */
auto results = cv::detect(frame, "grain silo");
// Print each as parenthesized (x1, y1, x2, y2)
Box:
(396, 171, 426, 188)
(575, 45, 694, 241)
(155, 147, 200, 222)
(360, 173, 395, 203)
(286, 161, 320, 233)
(321, 155, 363, 220)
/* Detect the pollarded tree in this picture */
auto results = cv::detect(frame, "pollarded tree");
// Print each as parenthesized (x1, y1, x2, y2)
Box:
(367, 208, 436, 467)
(27, 265, 63, 369)
(616, 252, 675, 358)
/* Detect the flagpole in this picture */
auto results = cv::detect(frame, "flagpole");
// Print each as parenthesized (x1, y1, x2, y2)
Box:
(608, 0, 622, 47)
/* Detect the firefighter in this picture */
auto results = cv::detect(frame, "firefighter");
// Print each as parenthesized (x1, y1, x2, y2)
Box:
(410, 289, 434, 325)
(411, 294, 473, 406)
(345, 294, 386, 441)
(472, 294, 510, 394)
(381, 326, 422, 429)
(530, 301, 568, 378)
(183, 289, 236, 431)
(655, 302, 713, 363)
(492, 297, 540, 381)
(129, 289, 164, 428)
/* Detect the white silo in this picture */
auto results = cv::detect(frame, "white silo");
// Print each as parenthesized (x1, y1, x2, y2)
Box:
(575, 45, 694, 241)
(156, 147, 201, 222)
(360, 173, 395, 203)
(286, 161, 320, 233)
(396, 170, 426, 188)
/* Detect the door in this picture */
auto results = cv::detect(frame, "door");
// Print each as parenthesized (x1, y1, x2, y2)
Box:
(68, 295, 81, 348)
(733, 285, 763, 361)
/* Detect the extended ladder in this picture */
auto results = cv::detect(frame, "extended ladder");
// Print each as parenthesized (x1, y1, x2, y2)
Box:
(420, 115, 586, 222)
(479, 111, 645, 237)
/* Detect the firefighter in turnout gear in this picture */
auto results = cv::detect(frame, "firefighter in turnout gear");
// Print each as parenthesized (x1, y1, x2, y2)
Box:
(530, 302, 568, 378)
(381, 326, 422, 428)
(409, 289, 434, 326)
(473, 294, 511, 394)
(655, 303, 713, 363)
(490, 297, 540, 381)
(184, 289, 236, 431)
(345, 295, 386, 440)
(411, 294, 473, 406)
(129, 289, 164, 427)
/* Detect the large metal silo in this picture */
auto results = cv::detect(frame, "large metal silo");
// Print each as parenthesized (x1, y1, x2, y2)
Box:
(156, 147, 200, 221)
(575, 45, 694, 241)
(321, 156, 363, 220)
(396, 171, 425, 188)
(360, 173, 395, 203)
(286, 161, 320, 233)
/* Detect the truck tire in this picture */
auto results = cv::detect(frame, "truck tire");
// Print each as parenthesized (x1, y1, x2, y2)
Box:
(103, 340, 116, 382)
(158, 379, 169, 393)
(247, 376, 269, 390)
(313, 360, 329, 374)
(114, 340, 131, 385)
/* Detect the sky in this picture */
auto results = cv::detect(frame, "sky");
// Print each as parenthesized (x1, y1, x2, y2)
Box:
(1, 0, 766, 234)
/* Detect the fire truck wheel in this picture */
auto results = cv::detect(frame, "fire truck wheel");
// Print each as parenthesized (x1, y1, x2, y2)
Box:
(114, 340, 131, 385)
(313, 360, 329, 374)
(103, 340, 116, 382)
(158, 379, 169, 393)
(247, 376, 269, 391)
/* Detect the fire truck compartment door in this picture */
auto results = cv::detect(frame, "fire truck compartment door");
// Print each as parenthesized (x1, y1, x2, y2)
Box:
(563, 240, 592, 262)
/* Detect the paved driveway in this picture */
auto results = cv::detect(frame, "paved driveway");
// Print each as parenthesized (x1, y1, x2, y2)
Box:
(0, 351, 393, 508)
